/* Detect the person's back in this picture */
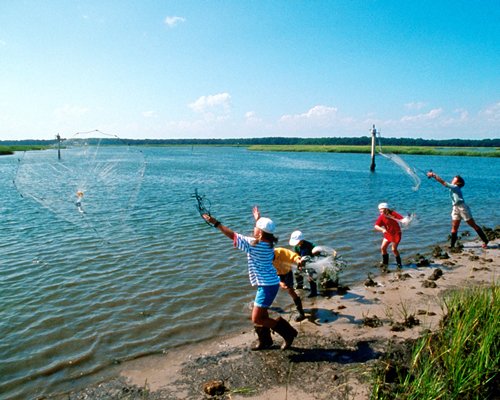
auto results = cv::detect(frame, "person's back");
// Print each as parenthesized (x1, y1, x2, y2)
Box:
(294, 239, 315, 257)
(289, 231, 318, 297)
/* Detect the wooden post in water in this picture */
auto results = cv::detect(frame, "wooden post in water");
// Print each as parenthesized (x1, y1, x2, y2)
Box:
(370, 125, 377, 172)
(56, 133, 65, 160)
(56, 133, 62, 160)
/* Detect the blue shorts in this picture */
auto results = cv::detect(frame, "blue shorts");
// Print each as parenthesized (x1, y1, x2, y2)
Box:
(254, 284, 280, 308)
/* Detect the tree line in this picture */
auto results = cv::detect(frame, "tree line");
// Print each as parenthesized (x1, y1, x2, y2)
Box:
(1, 136, 499, 147)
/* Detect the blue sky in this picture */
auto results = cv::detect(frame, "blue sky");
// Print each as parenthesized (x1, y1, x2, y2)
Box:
(1, 0, 499, 140)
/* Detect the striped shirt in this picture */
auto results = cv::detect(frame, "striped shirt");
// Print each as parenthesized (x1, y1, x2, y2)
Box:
(234, 233, 280, 286)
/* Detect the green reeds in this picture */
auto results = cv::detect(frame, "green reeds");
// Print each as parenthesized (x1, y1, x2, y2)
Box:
(372, 285, 499, 399)
(248, 145, 500, 157)
(0, 145, 48, 155)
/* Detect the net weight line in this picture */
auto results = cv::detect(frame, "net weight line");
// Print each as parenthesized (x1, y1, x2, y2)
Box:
(193, 189, 217, 227)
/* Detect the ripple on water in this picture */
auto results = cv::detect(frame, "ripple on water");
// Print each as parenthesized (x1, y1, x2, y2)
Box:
(1, 148, 499, 399)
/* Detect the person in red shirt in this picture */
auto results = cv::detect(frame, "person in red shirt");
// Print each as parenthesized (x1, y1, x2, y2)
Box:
(374, 202, 404, 272)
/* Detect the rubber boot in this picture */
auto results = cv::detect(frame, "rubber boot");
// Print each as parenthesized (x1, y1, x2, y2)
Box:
(450, 232, 458, 248)
(273, 317, 298, 350)
(293, 297, 306, 322)
(308, 280, 318, 298)
(395, 255, 402, 270)
(294, 271, 304, 289)
(475, 227, 489, 248)
(379, 254, 389, 272)
(251, 326, 273, 351)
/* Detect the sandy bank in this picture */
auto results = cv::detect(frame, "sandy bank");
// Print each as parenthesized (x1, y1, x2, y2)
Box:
(67, 239, 498, 400)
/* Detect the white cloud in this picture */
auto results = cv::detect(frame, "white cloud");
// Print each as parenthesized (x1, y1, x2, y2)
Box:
(400, 108, 443, 123)
(480, 102, 500, 121)
(244, 111, 262, 123)
(277, 105, 361, 134)
(280, 105, 338, 124)
(405, 101, 427, 110)
(453, 108, 469, 121)
(142, 110, 157, 118)
(54, 104, 89, 119)
(189, 92, 231, 114)
(164, 16, 186, 28)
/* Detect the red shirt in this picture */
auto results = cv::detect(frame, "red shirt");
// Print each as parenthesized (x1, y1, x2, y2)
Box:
(375, 211, 403, 243)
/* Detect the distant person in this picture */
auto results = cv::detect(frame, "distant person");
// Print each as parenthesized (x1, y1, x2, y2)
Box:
(273, 247, 307, 321)
(76, 190, 84, 214)
(203, 206, 298, 350)
(427, 171, 489, 249)
(289, 230, 320, 297)
(374, 203, 404, 272)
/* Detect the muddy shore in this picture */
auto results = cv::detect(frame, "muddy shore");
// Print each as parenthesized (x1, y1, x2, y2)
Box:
(62, 238, 498, 400)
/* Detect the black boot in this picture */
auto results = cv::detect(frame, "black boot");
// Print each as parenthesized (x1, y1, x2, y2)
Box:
(475, 227, 489, 248)
(273, 317, 298, 350)
(379, 254, 389, 272)
(396, 255, 402, 270)
(450, 232, 458, 248)
(294, 271, 304, 289)
(293, 297, 306, 322)
(251, 326, 273, 351)
(308, 280, 318, 298)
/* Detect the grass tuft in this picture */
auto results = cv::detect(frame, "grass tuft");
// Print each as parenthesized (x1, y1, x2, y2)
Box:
(371, 285, 499, 399)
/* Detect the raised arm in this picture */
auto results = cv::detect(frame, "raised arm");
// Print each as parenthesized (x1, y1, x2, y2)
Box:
(252, 206, 261, 221)
(203, 214, 234, 240)
(427, 171, 447, 187)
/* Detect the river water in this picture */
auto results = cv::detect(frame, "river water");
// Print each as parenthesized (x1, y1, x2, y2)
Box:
(1, 146, 498, 399)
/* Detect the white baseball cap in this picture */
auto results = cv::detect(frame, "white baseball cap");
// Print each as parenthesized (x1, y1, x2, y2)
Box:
(289, 230, 304, 246)
(378, 202, 389, 210)
(256, 217, 275, 234)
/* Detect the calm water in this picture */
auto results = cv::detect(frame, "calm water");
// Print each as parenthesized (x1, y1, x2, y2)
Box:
(1, 146, 499, 399)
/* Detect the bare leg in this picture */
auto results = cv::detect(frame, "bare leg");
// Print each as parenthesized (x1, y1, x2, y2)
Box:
(379, 239, 390, 271)
(381, 238, 390, 255)
(391, 243, 400, 257)
(252, 306, 277, 329)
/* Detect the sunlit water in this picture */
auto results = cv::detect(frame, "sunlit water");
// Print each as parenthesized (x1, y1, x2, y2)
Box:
(1, 146, 498, 399)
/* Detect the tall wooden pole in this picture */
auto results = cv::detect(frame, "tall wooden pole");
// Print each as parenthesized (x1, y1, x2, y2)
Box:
(370, 124, 377, 172)
(56, 133, 62, 160)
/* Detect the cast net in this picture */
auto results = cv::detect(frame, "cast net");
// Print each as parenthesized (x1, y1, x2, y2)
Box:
(14, 130, 146, 242)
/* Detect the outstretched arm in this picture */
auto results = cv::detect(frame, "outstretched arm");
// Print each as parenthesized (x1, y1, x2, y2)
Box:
(203, 214, 234, 240)
(427, 171, 447, 187)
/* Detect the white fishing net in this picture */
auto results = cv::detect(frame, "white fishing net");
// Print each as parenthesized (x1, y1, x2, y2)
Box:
(297, 246, 348, 287)
(14, 130, 146, 242)
(375, 132, 421, 191)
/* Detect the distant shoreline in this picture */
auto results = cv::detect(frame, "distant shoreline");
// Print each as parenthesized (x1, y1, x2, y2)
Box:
(0, 145, 48, 155)
(2, 142, 499, 158)
(248, 144, 500, 157)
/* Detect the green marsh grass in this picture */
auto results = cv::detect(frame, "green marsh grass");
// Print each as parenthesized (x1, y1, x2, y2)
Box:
(248, 145, 500, 157)
(371, 285, 499, 399)
(0, 145, 47, 155)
